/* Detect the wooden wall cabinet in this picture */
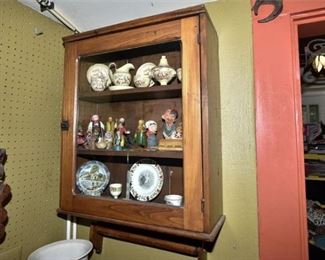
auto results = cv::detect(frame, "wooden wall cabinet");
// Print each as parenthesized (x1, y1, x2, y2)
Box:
(58, 5, 224, 258)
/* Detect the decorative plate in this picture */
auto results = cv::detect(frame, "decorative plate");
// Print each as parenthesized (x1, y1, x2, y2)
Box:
(129, 162, 164, 201)
(109, 85, 134, 91)
(76, 161, 110, 196)
(136, 62, 156, 87)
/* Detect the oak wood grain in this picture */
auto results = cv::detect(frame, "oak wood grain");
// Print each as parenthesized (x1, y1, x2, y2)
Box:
(76, 20, 181, 58)
(79, 84, 182, 103)
(199, 14, 223, 232)
(63, 5, 206, 44)
(60, 44, 78, 210)
(77, 147, 183, 159)
(181, 16, 204, 232)
(90, 224, 201, 256)
(58, 208, 225, 242)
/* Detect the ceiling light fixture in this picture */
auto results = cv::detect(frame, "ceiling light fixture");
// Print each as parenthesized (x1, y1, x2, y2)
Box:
(313, 54, 325, 73)
(304, 39, 325, 73)
(35, 0, 79, 33)
(301, 39, 325, 86)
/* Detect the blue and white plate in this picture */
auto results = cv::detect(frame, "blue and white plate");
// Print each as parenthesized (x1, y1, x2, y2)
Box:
(76, 161, 110, 196)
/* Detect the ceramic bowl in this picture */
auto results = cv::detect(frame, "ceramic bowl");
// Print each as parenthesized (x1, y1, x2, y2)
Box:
(133, 74, 151, 88)
(164, 194, 182, 206)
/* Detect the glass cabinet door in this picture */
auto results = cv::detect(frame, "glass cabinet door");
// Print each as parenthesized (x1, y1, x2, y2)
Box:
(75, 41, 184, 205)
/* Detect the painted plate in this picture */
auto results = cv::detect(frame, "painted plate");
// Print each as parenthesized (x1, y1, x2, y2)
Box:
(129, 162, 164, 201)
(76, 160, 110, 196)
(136, 62, 156, 87)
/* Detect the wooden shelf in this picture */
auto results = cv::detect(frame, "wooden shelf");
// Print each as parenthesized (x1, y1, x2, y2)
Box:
(77, 147, 183, 159)
(306, 175, 325, 181)
(79, 83, 182, 103)
(310, 238, 325, 251)
(305, 153, 325, 160)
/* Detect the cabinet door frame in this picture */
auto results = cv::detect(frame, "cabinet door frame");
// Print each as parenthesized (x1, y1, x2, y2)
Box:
(60, 16, 204, 232)
(253, 2, 325, 260)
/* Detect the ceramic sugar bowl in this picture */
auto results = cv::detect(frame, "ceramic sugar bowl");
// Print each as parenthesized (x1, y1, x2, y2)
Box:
(152, 56, 176, 86)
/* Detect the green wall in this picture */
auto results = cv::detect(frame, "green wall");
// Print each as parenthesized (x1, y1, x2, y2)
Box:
(0, 0, 258, 259)
(0, 1, 70, 259)
(206, 1, 258, 259)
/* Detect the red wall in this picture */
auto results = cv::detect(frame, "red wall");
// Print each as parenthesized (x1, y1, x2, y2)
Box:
(253, 2, 325, 260)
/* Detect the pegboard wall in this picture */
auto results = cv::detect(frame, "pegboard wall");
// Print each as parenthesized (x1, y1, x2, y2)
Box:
(0, 0, 71, 259)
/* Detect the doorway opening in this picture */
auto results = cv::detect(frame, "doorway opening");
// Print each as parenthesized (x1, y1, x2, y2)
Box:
(299, 21, 325, 259)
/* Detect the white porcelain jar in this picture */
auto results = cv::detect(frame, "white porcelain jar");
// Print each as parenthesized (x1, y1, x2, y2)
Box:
(152, 56, 176, 86)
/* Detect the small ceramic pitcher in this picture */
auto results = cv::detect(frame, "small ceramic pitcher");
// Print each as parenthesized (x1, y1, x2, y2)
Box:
(108, 62, 135, 86)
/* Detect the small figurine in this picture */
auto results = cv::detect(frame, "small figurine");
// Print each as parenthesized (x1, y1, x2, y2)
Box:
(106, 116, 115, 133)
(175, 122, 183, 139)
(87, 115, 105, 149)
(87, 114, 105, 139)
(105, 116, 115, 149)
(162, 109, 178, 139)
(145, 120, 158, 148)
(76, 122, 86, 146)
(134, 119, 146, 147)
(113, 117, 131, 150)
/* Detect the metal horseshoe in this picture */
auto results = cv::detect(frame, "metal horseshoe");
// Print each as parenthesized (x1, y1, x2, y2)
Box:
(252, 0, 283, 23)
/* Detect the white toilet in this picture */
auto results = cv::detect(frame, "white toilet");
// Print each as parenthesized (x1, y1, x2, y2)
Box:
(27, 239, 93, 260)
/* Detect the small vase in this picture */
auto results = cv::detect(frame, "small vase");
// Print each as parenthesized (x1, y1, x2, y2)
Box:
(152, 56, 176, 86)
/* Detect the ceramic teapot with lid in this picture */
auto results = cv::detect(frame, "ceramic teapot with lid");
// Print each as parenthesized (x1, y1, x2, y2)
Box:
(152, 56, 176, 86)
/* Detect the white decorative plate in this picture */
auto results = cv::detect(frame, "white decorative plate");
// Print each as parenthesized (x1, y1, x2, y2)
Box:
(109, 85, 134, 91)
(76, 161, 110, 196)
(129, 162, 164, 201)
(136, 62, 156, 87)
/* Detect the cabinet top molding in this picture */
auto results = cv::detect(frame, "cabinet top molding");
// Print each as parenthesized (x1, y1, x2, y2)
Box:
(63, 5, 206, 44)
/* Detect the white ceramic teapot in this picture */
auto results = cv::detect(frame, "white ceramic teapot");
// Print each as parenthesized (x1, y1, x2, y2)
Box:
(108, 62, 135, 86)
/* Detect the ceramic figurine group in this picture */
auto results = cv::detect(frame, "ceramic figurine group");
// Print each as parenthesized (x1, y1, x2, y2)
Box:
(77, 109, 182, 151)
(86, 56, 181, 92)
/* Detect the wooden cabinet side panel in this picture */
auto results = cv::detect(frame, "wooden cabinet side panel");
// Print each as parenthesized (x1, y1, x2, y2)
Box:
(60, 43, 78, 210)
(181, 16, 204, 232)
(200, 14, 223, 232)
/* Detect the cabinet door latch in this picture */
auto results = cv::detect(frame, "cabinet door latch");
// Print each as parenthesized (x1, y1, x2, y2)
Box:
(61, 120, 69, 131)
(201, 198, 205, 212)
